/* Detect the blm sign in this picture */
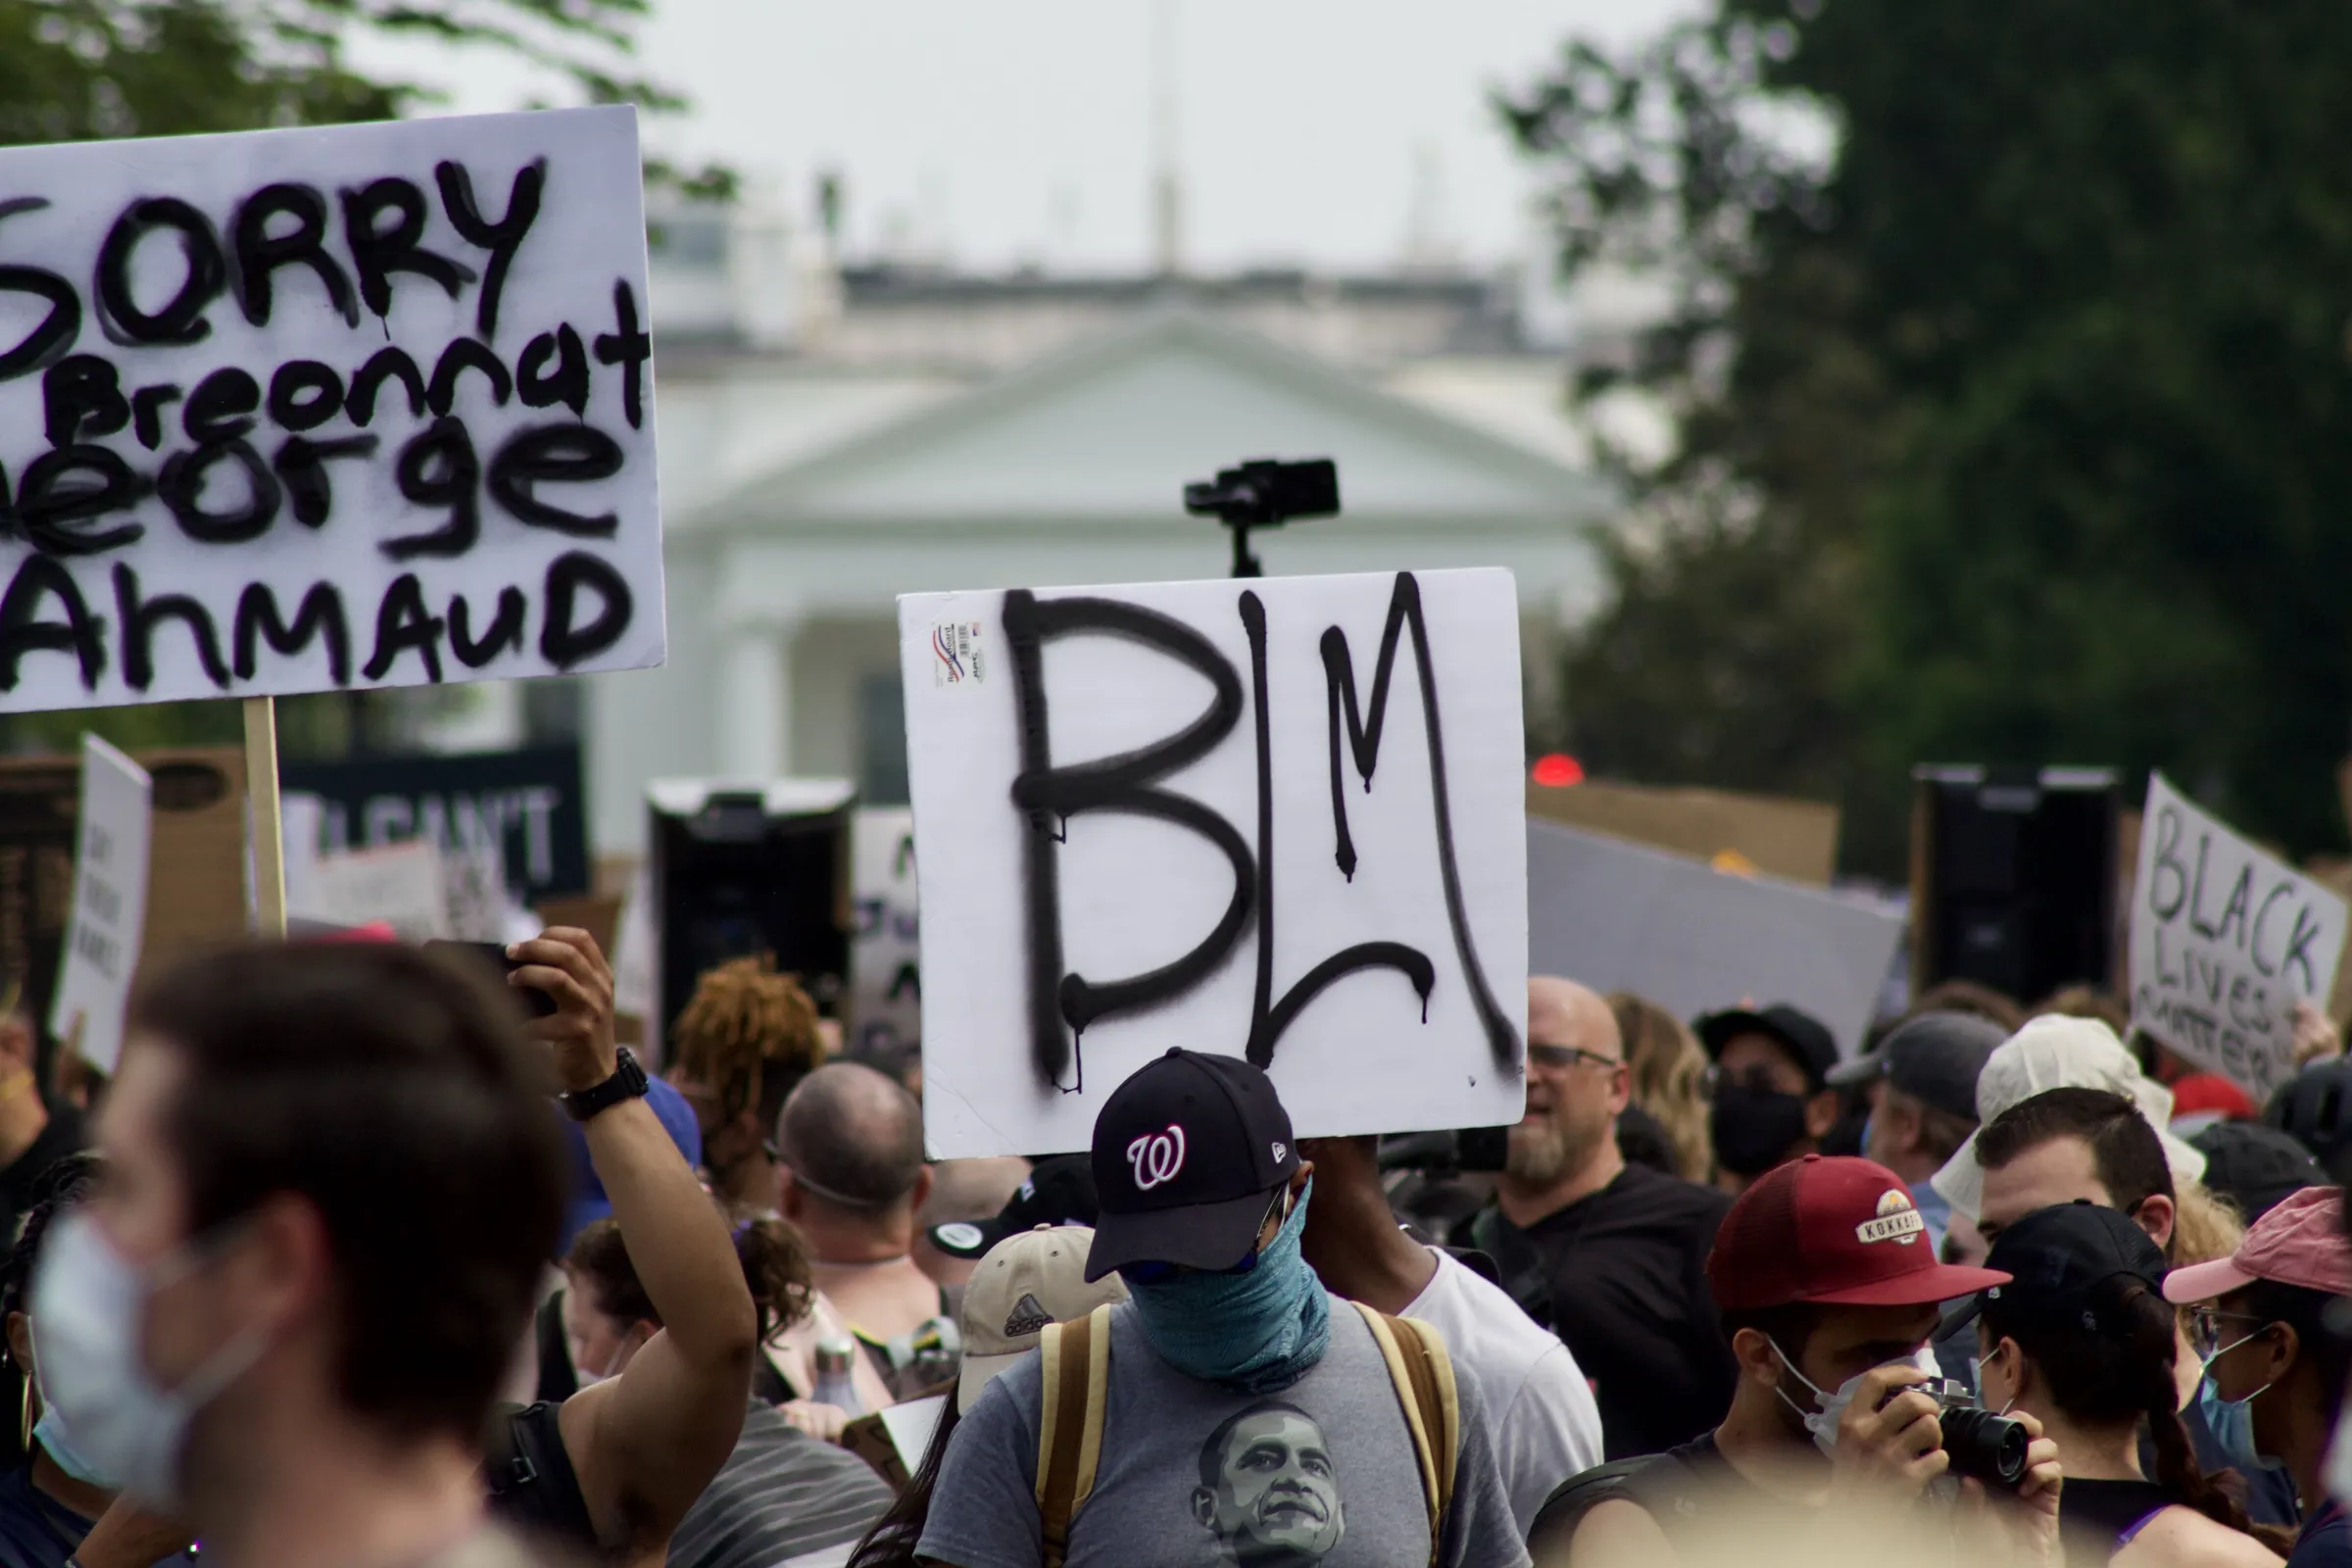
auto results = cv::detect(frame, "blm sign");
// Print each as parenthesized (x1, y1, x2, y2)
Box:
(0, 107, 663, 712)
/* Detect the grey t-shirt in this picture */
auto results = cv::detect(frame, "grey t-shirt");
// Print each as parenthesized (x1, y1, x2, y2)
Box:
(916, 1296, 1531, 1568)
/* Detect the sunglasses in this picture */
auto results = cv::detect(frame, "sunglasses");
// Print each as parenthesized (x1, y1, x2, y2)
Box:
(1121, 1187, 1290, 1287)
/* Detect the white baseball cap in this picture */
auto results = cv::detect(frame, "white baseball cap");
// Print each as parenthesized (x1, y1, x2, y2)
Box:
(956, 1225, 1127, 1412)
(1931, 1013, 2209, 1222)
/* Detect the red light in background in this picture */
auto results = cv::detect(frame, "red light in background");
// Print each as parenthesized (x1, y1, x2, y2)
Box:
(1531, 753, 1585, 788)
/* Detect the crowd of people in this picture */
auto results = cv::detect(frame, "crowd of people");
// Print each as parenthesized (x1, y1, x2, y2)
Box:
(1, 923, 2351, 1568)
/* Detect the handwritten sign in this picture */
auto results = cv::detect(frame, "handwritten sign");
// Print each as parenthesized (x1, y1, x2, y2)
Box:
(903, 568, 1529, 1157)
(0, 106, 663, 713)
(2130, 772, 2347, 1097)
(851, 807, 922, 1059)
(49, 735, 150, 1070)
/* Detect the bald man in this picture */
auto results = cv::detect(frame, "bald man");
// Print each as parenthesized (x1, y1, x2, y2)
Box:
(774, 1062, 950, 1401)
(1466, 979, 1738, 1460)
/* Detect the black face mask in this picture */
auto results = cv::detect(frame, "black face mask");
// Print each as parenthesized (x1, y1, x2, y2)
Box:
(1711, 1083, 1811, 1178)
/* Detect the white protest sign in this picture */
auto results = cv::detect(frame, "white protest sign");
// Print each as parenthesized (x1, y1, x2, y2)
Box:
(1526, 818, 1903, 1056)
(851, 808, 922, 1058)
(294, 839, 449, 940)
(0, 106, 663, 713)
(50, 735, 151, 1070)
(2130, 772, 2346, 1098)
(903, 567, 1529, 1157)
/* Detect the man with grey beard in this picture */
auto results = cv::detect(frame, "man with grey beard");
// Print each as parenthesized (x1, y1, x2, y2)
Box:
(1463, 978, 1738, 1459)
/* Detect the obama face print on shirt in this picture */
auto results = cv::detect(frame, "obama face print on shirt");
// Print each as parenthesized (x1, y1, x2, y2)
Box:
(1190, 1399, 1345, 1567)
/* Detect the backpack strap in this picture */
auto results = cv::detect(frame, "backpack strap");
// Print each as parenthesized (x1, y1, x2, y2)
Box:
(1350, 1301, 1460, 1566)
(1033, 1303, 1112, 1568)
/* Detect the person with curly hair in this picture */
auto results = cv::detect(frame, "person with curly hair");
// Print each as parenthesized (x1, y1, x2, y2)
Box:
(664, 956, 826, 1210)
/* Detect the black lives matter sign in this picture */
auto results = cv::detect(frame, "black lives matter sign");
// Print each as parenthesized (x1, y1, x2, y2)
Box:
(0, 106, 664, 712)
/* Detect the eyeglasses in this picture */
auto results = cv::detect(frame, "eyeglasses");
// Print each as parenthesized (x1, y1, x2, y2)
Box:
(1121, 1187, 1290, 1286)
(1529, 1044, 1623, 1073)
(2188, 1306, 2274, 1360)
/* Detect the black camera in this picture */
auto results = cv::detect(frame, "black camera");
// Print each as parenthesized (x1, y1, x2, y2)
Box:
(1181, 457, 1340, 577)
(1933, 1388, 2030, 1489)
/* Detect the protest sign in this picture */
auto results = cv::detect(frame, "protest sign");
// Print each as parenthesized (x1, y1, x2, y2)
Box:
(1526, 818, 1903, 1056)
(282, 744, 586, 901)
(0, 106, 664, 714)
(2130, 773, 2346, 1097)
(48, 736, 150, 1070)
(851, 807, 921, 1059)
(294, 839, 450, 941)
(902, 567, 1529, 1158)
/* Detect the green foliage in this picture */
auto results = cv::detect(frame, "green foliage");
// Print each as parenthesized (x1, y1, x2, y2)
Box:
(1508, 2, 2352, 872)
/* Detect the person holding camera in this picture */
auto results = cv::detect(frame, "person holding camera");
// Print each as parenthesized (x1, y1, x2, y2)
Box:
(1955, 1201, 2277, 1567)
(1528, 1154, 2058, 1566)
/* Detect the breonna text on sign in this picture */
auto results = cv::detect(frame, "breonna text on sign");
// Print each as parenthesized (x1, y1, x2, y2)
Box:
(0, 106, 665, 713)
(2129, 772, 2347, 1097)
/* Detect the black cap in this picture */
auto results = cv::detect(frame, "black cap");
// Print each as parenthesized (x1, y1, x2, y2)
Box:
(1698, 1004, 1839, 1091)
(1083, 1049, 1300, 1283)
(1940, 1200, 2167, 1339)
(927, 1154, 1100, 1261)
(1827, 1011, 2004, 1121)
(2189, 1122, 2328, 1222)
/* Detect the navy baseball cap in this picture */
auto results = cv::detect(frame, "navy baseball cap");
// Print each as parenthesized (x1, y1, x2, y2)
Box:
(1941, 1200, 2167, 1339)
(929, 1153, 1101, 1260)
(1698, 1004, 1839, 1091)
(1083, 1049, 1301, 1283)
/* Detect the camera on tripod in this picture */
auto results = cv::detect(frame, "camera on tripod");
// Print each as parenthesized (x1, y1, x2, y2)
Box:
(1182, 457, 1340, 578)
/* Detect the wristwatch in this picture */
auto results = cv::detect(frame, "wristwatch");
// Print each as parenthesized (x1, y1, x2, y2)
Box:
(560, 1047, 649, 1122)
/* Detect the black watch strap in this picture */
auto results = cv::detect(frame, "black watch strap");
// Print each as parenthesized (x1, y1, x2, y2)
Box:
(561, 1047, 649, 1122)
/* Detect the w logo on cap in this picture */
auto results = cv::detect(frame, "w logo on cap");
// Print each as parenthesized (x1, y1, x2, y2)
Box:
(1127, 1125, 1187, 1190)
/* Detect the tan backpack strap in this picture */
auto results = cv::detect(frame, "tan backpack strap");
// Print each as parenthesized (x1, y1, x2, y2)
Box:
(1351, 1301, 1459, 1566)
(1033, 1303, 1113, 1568)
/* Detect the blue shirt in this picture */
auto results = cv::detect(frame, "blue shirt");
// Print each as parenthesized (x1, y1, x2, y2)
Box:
(2290, 1500, 2352, 1568)
(0, 1463, 194, 1568)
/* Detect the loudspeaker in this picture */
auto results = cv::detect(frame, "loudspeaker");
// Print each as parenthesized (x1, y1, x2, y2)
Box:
(648, 780, 855, 1055)
(1911, 765, 2120, 1004)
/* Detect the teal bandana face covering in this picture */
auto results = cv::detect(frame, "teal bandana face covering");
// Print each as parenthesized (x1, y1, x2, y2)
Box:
(1123, 1180, 1329, 1395)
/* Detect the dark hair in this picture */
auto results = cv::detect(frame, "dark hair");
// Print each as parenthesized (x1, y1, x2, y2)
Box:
(847, 1396, 964, 1568)
(1718, 1302, 1825, 1361)
(1975, 1088, 2174, 1216)
(567, 1204, 813, 1343)
(0, 1153, 100, 1328)
(1983, 1273, 2252, 1536)
(779, 1062, 924, 1210)
(1907, 979, 2026, 1033)
(2239, 1278, 2352, 1413)
(127, 941, 565, 1443)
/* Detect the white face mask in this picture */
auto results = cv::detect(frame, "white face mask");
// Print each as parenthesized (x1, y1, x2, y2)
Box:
(1770, 1339, 1941, 1457)
(27, 1210, 268, 1509)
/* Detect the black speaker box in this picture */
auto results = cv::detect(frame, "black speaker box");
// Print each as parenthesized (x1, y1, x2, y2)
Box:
(1911, 765, 2120, 1004)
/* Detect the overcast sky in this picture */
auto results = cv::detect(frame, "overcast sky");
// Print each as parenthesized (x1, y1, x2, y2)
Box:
(362, 0, 1698, 275)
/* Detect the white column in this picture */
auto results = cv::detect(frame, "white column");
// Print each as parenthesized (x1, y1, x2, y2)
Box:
(716, 619, 792, 780)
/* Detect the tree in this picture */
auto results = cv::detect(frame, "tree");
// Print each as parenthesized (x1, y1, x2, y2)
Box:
(1506, 2, 2352, 872)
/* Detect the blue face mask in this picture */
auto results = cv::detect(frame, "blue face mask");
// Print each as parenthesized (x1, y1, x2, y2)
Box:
(1122, 1180, 1329, 1395)
(2200, 1331, 2283, 1474)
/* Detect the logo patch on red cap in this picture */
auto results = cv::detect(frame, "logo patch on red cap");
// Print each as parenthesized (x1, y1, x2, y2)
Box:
(1856, 1188, 1925, 1247)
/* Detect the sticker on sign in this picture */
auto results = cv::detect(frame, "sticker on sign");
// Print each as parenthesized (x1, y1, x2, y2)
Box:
(2129, 772, 2348, 1099)
(0, 106, 664, 714)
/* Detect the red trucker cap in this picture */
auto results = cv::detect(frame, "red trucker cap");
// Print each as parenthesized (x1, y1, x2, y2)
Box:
(1708, 1154, 2012, 1311)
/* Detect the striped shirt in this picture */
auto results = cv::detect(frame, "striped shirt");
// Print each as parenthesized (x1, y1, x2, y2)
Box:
(667, 1399, 894, 1568)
